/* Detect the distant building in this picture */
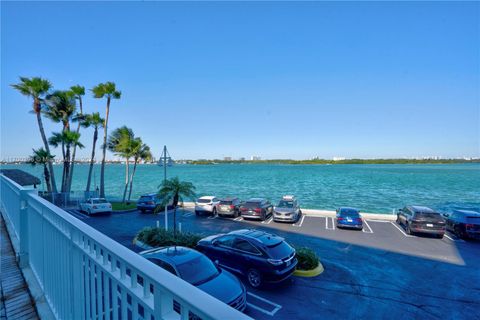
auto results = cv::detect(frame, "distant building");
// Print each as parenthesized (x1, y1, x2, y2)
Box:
(333, 157, 345, 161)
(251, 156, 261, 161)
(239, 157, 246, 161)
(224, 157, 232, 161)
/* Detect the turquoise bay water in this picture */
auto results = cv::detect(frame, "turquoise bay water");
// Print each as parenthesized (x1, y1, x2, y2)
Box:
(2, 163, 479, 214)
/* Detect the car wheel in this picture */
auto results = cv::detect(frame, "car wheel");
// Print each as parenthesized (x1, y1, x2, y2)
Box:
(437, 234, 444, 239)
(88, 209, 92, 215)
(235, 209, 240, 218)
(140, 209, 145, 213)
(454, 226, 463, 239)
(405, 223, 412, 235)
(396, 215, 401, 224)
(247, 269, 262, 288)
(195, 210, 199, 216)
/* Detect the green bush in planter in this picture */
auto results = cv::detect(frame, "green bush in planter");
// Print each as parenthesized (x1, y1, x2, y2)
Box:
(136, 227, 202, 249)
(294, 246, 320, 270)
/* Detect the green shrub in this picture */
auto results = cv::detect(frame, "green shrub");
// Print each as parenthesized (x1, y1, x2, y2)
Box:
(136, 227, 202, 249)
(294, 246, 319, 270)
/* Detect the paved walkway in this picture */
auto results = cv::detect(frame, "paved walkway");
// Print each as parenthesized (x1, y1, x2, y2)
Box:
(0, 216, 38, 320)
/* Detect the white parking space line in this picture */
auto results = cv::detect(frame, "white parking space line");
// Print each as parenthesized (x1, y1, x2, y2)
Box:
(207, 214, 217, 219)
(183, 212, 194, 218)
(367, 219, 392, 223)
(362, 220, 374, 233)
(325, 217, 335, 230)
(234, 216, 243, 221)
(261, 217, 273, 224)
(292, 215, 305, 227)
(247, 292, 282, 316)
(444, 233, 465, 243)
(68, 210, 88, 220)
(390, 222, 414, 238)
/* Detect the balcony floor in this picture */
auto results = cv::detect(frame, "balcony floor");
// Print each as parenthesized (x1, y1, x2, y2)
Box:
(0, 216, 38, 320)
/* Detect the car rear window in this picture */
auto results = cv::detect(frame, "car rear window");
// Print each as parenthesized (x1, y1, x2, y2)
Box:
(267, 241, 293, 259)
(197, 199, 211, 204)
(466, 217, 480, 224)
(339, 209, 359, 217)
(93, 199, 107, 204)
(415, 212, 441, 219)
(220, 200, 232, 205)
(244, 201, 261, 208)
(140, 196, 153, 201)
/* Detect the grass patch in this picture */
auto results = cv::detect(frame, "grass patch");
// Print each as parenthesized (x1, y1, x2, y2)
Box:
(136, 227, 202, 249)
(111, 202, 137, 211)
(294, 246, 320, 270)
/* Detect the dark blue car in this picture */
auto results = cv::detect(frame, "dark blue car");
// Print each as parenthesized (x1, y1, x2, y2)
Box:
(140, 246, 247, 312)
(196, 229, 297, 288)
(137, 193, 173, 213)
(336, 207, 363, 230)
(444, 210, 480, 239)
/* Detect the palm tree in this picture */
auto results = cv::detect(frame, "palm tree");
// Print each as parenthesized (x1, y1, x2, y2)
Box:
(67, 85, 85, 192)
(27, 148, 55, 192)
(107, 126, 134, 203)
(48, 130, 84, 192)
(44, 90, 77, 192)
(11, 77, 58, 192)
(92, 82, 121, 198)
(81, 112, 105, 192)
(156, 177, 196, 237)
(127, 139, 152, 202)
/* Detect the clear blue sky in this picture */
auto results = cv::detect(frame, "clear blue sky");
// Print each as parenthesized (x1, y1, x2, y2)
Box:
(1, 1, 479, 160)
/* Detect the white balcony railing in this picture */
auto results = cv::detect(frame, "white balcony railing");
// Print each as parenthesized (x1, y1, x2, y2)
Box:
(0, 174, 251, 320)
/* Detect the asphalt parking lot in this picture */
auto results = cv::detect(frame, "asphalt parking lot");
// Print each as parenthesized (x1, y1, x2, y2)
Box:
(68, 208, 480, 320)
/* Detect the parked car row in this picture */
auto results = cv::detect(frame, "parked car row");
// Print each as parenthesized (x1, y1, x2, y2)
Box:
(194, 195, 303, 223)
(140, 229, 298, 314)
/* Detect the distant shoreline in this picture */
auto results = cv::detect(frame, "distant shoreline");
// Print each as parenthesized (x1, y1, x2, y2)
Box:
(183, 159, 480, 165)
(1, 159, 479, 166)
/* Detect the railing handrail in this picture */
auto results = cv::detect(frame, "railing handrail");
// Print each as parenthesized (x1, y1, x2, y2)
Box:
(0, 174, 251, 320)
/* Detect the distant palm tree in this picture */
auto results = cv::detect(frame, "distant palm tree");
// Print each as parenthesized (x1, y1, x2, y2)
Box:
(44, 90, 77, 192)
(81, 112, 105, 192)
(157, 177, 196, 237)
(92, 82, 121, 198)
(107, 126, 134, 203)
(11, 77, 58, 192)
(127, 138, 152, 202)
(48, 130, 84, 192)
(28, 148, 55, 192)
(67, 85, 85, 192)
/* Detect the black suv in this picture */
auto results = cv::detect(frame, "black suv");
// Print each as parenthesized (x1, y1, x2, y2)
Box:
(444, 210, 480, 239)
(216, 198, 242, 218)
(397, 206, 446, 238)
(239, 198, 273, 221)
(196, 229, 297, 288)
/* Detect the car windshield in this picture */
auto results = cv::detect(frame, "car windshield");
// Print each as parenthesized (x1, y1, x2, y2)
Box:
(277, 200, 294, 208)
(176, 255, 219, 285)
(93, 199, 107, 204)
(244, 201, 261, 208)
(220, 200, 232, 205)
(197, 199, 211, 204)
(267, 241, 293, 259)
(466, 216, 480, 224)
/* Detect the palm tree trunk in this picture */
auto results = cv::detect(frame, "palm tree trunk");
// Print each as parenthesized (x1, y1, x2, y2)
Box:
(43, 164, 52, 193)
(173, 193, 179, 237)
(36, 111, 57, 193)
(67, 98, 82, 193)
(63, 145, 71, 193)
(86, 127, 98, 192)
(100, 97, 111, 198)
(127, 159, 138, 202)
(122, 157, 129, 204)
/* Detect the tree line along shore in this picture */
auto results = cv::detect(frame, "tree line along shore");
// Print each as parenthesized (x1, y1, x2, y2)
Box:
(185, 159, 480, 165)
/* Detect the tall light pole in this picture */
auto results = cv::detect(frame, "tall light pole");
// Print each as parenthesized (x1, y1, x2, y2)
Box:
(158, 145, 172, 230)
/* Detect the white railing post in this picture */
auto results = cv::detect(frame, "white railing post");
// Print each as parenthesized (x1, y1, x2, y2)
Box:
(18, 189, 33, 267)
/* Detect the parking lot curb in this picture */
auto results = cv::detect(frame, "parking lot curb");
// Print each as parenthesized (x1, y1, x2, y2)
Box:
(293, 261, 324, 277)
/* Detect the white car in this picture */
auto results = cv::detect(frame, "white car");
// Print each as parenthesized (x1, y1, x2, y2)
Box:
(194, 196, 220, 216)
(80, 198, 112, 215)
